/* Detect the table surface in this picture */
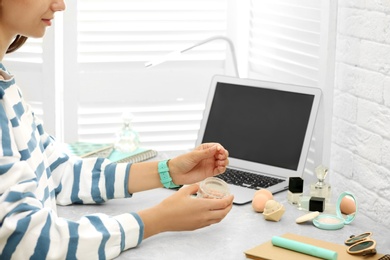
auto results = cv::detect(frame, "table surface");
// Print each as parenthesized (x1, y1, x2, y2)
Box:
(58, 186, 390, 260)
(57, 150, 390, 259)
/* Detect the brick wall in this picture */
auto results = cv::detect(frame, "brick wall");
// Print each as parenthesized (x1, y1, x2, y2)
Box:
(332, 0, 390, 225)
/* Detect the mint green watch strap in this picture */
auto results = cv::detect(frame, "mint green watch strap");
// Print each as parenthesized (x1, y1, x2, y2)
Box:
(158, 160, 180, 189)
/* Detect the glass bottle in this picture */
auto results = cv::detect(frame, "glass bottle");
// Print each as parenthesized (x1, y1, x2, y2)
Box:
(114, 112, 140, 153)
(310, 165, 331, 203)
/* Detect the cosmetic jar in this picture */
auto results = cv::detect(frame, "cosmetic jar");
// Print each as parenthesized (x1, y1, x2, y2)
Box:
(287, 177, 304, 205)
(197, 177, 230, 199)
(298, 196, 325, 212)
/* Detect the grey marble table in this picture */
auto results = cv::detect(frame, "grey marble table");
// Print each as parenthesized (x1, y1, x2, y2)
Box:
(58, 186, 390, 260)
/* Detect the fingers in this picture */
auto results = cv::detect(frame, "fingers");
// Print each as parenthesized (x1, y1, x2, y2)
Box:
(178, 183, 199, 195)
(215, 157, 229, 174)
(192, 144, 229, 171)
(214, 155, 229, 175)
(201, 195, 234, 224)
(178, 184, 233, 211)
(208, 195, 234, 210)
(196, 142, 219, 151)
(197, 195, 234, 212)
(214, 145, 229, 166)
(202, 143, 229, 174)
(215, 144, 229, 160)
(197, 143, 229, 158)
(194, 143, 229, 163)
(161, 189, 234, 232)
(209, 143, 229, 157)
(178, 185, 233, 209)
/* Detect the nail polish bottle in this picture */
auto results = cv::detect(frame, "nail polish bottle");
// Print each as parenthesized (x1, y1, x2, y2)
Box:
(287, 177, 304, 205)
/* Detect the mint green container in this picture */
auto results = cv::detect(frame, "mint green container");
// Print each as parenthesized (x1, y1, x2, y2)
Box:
(271, 236, 338, 260)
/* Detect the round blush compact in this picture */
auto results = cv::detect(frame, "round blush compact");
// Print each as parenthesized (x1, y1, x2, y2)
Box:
(314, 191, 357, 230)
(313, 214, 346, 230)
(296, 191, 358, 230)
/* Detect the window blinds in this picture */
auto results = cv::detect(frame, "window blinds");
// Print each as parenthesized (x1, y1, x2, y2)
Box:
(3, 0, 335, 156)
(248, 0, 322, 87)
(73, 0, 230, 151)
(77, 0, 228, 63)
(248, 0, 337, 176)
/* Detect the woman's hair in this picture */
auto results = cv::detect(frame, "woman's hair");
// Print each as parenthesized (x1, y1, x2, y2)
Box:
(6, 35, 28, 54)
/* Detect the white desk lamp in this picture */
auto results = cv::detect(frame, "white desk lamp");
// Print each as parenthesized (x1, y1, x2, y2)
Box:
(144, 35, 240, 78)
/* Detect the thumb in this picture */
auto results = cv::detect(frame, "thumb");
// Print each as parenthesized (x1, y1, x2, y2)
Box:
(178, 183, 200, 196)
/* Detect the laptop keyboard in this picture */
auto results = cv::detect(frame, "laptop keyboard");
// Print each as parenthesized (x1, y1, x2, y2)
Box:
(217, 168, 284, 190)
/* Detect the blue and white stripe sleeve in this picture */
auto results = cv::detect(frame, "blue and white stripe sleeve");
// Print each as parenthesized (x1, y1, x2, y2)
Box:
(0, 131, 144, 259)
(42, 135, 133, 205)
(0, 153, 144, 259)
(1, 192, 144, 259)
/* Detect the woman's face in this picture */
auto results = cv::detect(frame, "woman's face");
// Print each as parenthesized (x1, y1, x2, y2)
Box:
(0, 0, 66, 40)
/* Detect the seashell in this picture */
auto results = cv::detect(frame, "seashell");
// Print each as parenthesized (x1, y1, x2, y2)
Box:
(262, 199, 285, 222)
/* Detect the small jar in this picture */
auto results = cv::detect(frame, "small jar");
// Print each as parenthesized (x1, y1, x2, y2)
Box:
(287, 177, 304, 205)
(197, 177, 230, 199)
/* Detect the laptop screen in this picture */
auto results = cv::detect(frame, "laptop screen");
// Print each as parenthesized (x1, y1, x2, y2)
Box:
(201, 80, 317, 171)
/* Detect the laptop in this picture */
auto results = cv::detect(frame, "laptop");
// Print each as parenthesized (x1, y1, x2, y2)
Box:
(196, 75, 322, 205)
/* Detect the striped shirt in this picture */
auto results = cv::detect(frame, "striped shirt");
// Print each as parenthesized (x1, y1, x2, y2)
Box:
(0, 63, 144, 259)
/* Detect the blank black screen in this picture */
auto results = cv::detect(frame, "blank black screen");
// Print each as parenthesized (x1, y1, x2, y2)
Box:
(202, 82, 315, 171)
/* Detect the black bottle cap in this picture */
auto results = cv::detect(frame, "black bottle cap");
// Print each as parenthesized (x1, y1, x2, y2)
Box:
(309, 197, 325, 212)
(288, 177, 304, 193)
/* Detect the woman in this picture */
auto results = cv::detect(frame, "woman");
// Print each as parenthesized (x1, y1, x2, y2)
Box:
(0, 0, 234, 259)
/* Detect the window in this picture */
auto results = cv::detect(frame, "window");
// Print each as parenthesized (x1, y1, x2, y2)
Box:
(249, 0, 326, 86)
(248, 0, 338, 173)
(77, 0, 229, 63)
(62, 0, 234, 151)
(4, 0, 336, 160)
(4, 0, 234, 151)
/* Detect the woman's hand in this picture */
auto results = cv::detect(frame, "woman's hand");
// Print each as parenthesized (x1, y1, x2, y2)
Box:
(127, 143, 229, 193)
(138, 184, 234, 239)
(169, 143, 229, 185)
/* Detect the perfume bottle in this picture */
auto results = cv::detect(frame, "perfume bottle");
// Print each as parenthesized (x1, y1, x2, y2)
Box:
(114, 112, 140, 153)
(310, 165, 331, 203)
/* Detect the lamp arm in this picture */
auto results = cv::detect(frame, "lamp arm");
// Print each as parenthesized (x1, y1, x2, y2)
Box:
(145, 35, 239, 78)
(180, 35, 239, 77)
